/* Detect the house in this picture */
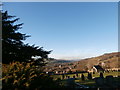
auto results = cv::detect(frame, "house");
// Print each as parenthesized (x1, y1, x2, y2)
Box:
(88, 65, 104, 73)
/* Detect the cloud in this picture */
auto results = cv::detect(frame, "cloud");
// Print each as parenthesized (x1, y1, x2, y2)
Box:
(48, 47, 117, 60)
(49, 51, 100, 60)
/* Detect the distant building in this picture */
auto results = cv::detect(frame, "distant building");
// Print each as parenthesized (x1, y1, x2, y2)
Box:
(88, 65, 104, 73)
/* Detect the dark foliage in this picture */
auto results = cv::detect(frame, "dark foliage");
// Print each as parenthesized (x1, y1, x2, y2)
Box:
(2, 62, 61, 89)
(2, 11, 51, 64)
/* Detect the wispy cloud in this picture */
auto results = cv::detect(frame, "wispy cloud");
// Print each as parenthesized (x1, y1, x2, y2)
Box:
(49, 47, 117, 60)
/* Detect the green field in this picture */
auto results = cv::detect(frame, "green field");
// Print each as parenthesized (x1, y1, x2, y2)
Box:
(52, 71, 119, 87)
(52, 71, 119, 80)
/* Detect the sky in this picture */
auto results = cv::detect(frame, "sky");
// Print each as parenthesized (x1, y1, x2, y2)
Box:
(3, 2, 118, 60)
(2, 0, 120, 2)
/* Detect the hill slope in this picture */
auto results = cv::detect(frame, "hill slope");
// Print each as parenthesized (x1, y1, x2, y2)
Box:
(44, 52, 120, 72)
(72, 52, 120, 71)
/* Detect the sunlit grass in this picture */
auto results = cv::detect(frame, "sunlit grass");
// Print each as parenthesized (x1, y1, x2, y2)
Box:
(79, 80, 95, 87)
(52, 71, 119, 87)
(53, 71, 119, 80)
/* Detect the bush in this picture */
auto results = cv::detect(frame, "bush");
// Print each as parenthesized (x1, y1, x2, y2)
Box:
(2, 61, 60, 89)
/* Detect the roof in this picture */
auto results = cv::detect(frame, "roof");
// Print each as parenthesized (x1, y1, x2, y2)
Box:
(93, 65, 104, 71)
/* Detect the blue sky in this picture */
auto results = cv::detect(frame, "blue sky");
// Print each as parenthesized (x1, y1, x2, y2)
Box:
(3, 2, 118, 60)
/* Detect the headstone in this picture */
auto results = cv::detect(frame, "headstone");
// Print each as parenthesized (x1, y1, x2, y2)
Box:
(100, 72, 104, 78)
(73, 75, 76, 78)
(87, 73, 92, 80)
(81, 74, 85, 81)
(68, 76, 70, 79)
(57, 78, 61, 81)
(105, 75, 114, 86)
(94, 77, 104, 86)
(66, 78, 75, 88)
(62, 74, 65, 79)
(66, 76, 70, 79)
(76, 73, 79, 77)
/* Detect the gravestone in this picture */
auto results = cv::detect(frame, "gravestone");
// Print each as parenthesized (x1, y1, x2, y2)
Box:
(76, 73, 79, 77)
(105, 75, 114, 86)
(94, 77, 104, 86)
(81, 74, 85, 81)
(66, 76, 70, 79)
(57, 78, 61, 81)
(62, 74, 65, 79)
(66, 78, 75, 88)
(100, 72, 104, 78)
(87, 73, 92, 80)
(73, 75, 76, 79)
(68, 76, 70, 79)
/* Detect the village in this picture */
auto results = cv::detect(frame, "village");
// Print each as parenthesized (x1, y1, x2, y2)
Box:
(41, 52, 120, 88)
(44, 63, 120, 75)
(44, 52, 120, 75)
(43, 62, 120, 88)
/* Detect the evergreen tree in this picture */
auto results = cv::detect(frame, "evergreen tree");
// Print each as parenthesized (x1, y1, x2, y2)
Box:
(2, 11, 51, 64)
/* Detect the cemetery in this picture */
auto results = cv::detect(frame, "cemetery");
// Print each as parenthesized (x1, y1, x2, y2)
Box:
(52, 71, 120, 88)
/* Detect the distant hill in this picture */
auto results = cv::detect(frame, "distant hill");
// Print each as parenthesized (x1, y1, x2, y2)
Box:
(71, 52, 120, 71)
(48, 59, 75, 64)
(44, 52, 120, 72)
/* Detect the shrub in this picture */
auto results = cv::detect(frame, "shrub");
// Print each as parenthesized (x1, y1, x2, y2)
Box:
(2, 61, 60, 89)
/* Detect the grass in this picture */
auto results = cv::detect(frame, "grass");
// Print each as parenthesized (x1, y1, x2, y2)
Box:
(78, 80, 95, 87)
(52, 73, 88, 80)
(53, 71, 119, 80)
(52, 71, 119, 87)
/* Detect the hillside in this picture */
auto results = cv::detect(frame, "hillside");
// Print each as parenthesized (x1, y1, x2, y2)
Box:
(44, 52, 120, 73)
(71, 52, 120, 71)
(48, 59, 74, 64)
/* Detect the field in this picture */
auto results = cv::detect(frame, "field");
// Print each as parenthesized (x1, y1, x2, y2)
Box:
(52, 71, 118, 79)
(52, 71, 119, 87)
